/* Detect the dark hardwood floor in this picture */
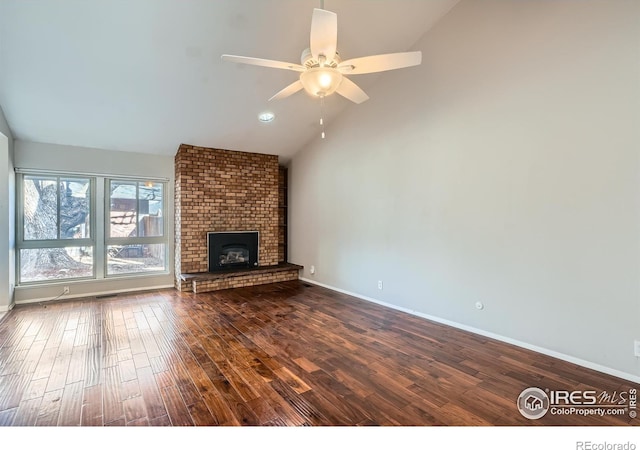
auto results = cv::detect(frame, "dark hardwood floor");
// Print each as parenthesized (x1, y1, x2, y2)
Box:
(0, 280, 636, 426)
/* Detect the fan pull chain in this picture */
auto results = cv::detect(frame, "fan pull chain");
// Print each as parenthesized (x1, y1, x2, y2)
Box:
(320, 97, 325, 139)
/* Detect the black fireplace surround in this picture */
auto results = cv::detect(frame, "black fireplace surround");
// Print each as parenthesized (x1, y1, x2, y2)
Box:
(207, 231, 259, 272)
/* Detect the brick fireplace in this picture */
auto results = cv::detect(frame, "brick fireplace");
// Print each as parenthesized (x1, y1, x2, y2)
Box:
(174, 144, 300, 292)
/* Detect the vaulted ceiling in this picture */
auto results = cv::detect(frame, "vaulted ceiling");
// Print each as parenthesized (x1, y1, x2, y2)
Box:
(0, 0, 459, 162)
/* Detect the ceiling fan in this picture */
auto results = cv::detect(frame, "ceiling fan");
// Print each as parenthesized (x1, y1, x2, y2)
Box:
(221, 6, 422, 106)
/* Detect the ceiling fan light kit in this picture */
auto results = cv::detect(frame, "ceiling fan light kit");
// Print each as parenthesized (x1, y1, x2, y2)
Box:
(222, 6, 422, 136)
(300, 66, 343, 97)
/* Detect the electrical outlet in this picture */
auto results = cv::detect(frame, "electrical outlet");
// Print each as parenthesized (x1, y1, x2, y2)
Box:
(634, 340, 640, 357)
(378, 280, 383, 290)
(63, 286, 70, 295)
(310, 265, 315, 275)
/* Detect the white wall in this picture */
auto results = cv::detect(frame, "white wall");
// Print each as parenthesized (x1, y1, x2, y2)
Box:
(0, 105, 15, 313)
(289, 0, 640, 381)
(13, 140, 175, 302)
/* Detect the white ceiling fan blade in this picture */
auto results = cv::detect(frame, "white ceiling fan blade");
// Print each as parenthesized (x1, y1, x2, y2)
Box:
(338, 51, 422, 75)
(221, 54, 305, 72)
(335, 77, 369, 104)
(310, 8, 337, 62)
(269, 80, 304, 101)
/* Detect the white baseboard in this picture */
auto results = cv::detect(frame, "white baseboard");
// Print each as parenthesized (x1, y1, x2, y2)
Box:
(0, 303, 15, 323)
(299, 277, 640, 385)
(14, 284, 175, 305)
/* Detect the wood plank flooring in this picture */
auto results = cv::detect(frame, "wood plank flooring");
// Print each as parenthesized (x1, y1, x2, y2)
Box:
(0, 280, 636, 426)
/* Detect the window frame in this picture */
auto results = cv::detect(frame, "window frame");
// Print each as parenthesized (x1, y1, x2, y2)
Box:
(104, 177, 168, 278)
(16, 171, 97, 285)
(15, 170, 170, 286)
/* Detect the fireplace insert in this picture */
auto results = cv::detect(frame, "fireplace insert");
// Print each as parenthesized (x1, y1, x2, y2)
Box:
(207, 231, 259, 272)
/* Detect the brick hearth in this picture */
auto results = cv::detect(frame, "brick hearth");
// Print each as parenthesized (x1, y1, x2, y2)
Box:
(174, 144, 299, 292)
(179, 263, 303, 293)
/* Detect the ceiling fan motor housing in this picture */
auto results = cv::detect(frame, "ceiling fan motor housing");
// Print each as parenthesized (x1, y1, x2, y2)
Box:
(300, 47, 340, 69)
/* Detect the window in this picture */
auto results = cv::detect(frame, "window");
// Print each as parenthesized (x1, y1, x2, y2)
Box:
(17, 172, 168, 284)
(106, 179, 166, 276)
(18, 174, 94, 283)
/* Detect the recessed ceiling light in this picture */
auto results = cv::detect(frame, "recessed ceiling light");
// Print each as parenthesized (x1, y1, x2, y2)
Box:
(258, 111, 275, 123)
